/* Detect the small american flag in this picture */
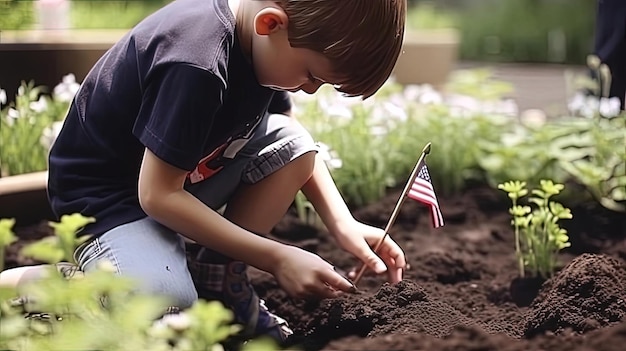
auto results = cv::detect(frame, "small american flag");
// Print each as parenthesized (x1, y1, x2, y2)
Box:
(407, 164, 444, 228)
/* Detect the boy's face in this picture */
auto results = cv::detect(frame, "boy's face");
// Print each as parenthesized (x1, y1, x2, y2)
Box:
(250, 6, 337, 94)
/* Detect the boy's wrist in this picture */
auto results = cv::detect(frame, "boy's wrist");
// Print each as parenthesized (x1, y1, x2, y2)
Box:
(248, 238, 286, 274)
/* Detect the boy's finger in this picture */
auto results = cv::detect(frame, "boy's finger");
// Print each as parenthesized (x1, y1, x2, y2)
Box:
(323, 268, 357, 293)
(385, 239, 407, 269)
(388, 267, 403, 284)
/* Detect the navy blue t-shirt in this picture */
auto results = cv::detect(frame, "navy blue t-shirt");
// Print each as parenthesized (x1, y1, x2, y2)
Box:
(48, 0, 291, 237)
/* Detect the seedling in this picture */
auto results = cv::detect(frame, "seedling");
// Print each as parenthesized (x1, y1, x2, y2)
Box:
(499, 180, 572, 278)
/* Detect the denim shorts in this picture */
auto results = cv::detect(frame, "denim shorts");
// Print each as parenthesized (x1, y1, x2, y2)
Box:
(74, 113, 317, 308)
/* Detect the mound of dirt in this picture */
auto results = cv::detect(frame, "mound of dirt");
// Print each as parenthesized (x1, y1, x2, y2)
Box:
(292, 279, 517, 350)
(411, 251, 486, 284)
(523, 253, 626, 337)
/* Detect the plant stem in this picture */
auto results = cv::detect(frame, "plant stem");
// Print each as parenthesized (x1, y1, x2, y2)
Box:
(512, 197, 524, 278)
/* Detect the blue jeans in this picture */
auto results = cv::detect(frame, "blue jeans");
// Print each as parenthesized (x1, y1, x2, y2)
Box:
(74, 114, 317, 308)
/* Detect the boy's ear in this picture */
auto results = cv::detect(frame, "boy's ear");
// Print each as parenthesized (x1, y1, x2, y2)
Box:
(254, 7, 288, 36)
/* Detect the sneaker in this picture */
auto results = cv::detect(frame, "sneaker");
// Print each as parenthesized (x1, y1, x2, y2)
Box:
(189, 259, 293, 343)
(6, 262, 81, 317)
(55, 262, 82, 280)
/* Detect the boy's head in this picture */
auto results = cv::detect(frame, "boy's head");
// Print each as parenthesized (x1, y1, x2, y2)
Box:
(247, 0, 407, 98)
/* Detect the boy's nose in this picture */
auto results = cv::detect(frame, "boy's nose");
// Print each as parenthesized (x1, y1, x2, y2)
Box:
(301, 81, 323, 94)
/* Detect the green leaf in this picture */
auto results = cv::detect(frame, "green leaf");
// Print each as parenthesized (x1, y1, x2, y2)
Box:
(20, 236, 64, 264)
(49, 214, 96, 238)
(0, 218, 17, 247)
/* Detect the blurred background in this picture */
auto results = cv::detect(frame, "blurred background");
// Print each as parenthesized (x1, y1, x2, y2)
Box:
(0, 0, 597, 112)
(0, 0, 596, 63)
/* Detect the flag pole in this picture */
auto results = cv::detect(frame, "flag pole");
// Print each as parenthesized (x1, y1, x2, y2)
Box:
(352, 142, 432, 286)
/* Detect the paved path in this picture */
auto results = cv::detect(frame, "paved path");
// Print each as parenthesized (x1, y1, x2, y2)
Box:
(457, 61, 588, 116)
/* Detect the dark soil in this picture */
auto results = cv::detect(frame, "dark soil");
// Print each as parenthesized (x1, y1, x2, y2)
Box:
(6, 186, 626, 351)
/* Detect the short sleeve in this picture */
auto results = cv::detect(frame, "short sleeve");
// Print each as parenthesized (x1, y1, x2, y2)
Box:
(133, 64, 224, 171)
(268, 91, 292, 114)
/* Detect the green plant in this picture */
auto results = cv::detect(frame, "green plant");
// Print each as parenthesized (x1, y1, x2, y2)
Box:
(408, 104, 510, 196)
(0, 80, 70, 177)
(499, 180, 572, 278)
(0, 213, 278, 350)
(0, 218, 17, 272)
(294, 72, 516, 205)
(557, 116, 626, 212)
(478, 120, 583, 191)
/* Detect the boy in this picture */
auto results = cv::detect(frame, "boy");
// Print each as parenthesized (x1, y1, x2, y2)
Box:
(2, 0, 407, 343)
(594, 0, 626, 109)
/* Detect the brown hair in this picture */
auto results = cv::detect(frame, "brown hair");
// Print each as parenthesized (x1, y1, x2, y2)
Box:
(277, 0, 406, 98)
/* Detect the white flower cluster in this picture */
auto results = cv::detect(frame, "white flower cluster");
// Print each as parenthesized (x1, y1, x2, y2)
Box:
(567, 92, 621, 119)
(1, 74, 79, 151)
(290, 79, 523, 174)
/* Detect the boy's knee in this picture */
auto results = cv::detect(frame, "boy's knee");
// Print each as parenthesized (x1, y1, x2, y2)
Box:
(243, 114, 317, 185)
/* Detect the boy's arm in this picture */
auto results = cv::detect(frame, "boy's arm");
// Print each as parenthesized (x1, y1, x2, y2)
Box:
(300, 148, 406, 283)
(139, 149, 282, 273)
(139, 149, 355, 297)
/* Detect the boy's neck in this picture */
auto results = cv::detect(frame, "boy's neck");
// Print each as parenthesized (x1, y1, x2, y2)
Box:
(229, 0, 253, 62)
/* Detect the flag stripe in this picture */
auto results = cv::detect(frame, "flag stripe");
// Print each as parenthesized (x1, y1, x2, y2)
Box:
(406, 163, 444, 228)
(408, 185, 438, 204)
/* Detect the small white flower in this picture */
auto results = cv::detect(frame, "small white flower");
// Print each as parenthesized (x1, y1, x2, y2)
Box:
(599, 97, 621, 118)
(318, 95, 354, 120)
(383, 101, 408, 121)
(5, 108, 19, 125)
(53, 73, 80, 102)
(40, 120, 64, 150)
(316, 142, 342, 170)
(29, 96, 48, 113)
(446, 94, 481, 114)
(403, 84, 423, 101)
(0, 88, 6, 106)
(324, 104, 353, 120)
(7, 108, 19, 119)
(369, 102, 407, 126)
(418, 89, 443, 105)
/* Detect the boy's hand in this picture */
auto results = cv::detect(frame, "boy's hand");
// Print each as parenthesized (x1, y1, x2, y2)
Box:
(270, 245, 356, 299)
(333, 219, 406, 284)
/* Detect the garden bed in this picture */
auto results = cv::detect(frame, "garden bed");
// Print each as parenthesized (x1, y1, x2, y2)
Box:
(4, 184, 625, 350)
